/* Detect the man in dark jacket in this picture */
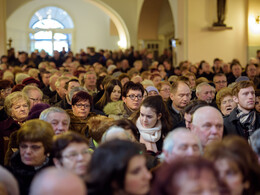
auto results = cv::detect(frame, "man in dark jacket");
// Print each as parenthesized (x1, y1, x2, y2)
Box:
(224, 80, 260, 141)
(167, 80, 191, 129)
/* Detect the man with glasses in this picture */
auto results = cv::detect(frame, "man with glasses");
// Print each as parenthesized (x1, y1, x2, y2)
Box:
(22, 85, 43, 109)
(104, 81, 144, 120)
(213, 73, 227, 92)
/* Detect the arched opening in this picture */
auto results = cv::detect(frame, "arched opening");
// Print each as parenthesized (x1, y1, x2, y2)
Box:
(29, 6, 74, 55)
(137, 0, 174, 58)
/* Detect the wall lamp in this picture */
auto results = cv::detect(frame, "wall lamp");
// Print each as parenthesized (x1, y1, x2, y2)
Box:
(256, 16, 260, 24)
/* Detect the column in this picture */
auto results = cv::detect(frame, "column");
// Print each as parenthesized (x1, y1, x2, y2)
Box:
(0, 0, 7, 56)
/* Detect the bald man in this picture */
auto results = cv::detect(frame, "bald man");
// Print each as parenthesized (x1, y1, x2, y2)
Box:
(190, 106, 224, 148)
(29, 168, 86, 195)
(162, 128, 202, 163)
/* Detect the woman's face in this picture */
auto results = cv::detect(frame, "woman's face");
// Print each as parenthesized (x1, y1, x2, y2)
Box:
(188, 76, 196, 89)
(220, 95, 237, 116)
(159, 84, 171, 101)
(215, 158, 249, 195)
(176, 168, 220, 195)
(255, 96, 260, 113)
(152, 76, 161, 87)
(110, 85, 121, 102)
(140, 106, 161, 128)
(11, 99, 29, 122)
(72, 100, 91, 119)
(60, 142, 91, 177)
(124, 155, 151, 195)
(19, 141, 46, 166)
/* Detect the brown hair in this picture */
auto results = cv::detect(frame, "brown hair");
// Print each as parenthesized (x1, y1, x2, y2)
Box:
(52, 131, 88, 160)
(216, 87, 233, 109)
(232, 81, 255, 97)
(17, 119, 54, 154)
(204, 136, 260, 195)
(150, 157, 223, 195)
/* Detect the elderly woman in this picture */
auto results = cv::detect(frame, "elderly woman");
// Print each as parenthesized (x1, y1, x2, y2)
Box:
(66, 91, 96, 135)
(157, 81, 171, 101)
(52, 131, 92, 180)
(0, 92, 30, 164)
(8, 119, 54, 195)
(216, 87, 237, 116)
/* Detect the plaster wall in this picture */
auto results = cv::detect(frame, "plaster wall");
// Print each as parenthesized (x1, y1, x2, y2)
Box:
(6, 0, 120, 53)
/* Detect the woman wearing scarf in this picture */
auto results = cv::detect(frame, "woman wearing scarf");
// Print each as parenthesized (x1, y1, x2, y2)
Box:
(131, 95, 172, 155)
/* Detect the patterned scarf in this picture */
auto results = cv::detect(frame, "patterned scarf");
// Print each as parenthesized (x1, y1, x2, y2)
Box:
(236, 108, 256, 139)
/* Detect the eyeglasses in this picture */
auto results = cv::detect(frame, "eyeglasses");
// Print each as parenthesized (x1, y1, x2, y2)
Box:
(126, 94, 143, 100)
(62, 149, 91, 160)
(75, 103, 91, 109)
(214, 81, 227, 84)
(29, 97, 42, 102)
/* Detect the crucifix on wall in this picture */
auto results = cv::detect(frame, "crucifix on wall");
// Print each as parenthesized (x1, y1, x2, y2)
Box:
(213, 0, 226, 27)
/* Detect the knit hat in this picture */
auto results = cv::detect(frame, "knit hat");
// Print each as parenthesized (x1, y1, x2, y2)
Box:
(22, 77, 40, 87)
(146, 86, 159, 94)
(235, 76, 249, 82)
(27, 103, 50, 120)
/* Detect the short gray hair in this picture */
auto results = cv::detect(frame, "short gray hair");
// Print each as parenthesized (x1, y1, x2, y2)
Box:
(55, 76, 70, 88)
(196, 82, 212, 94)
(161, 128, 203, 160)
(15, 73, 30, 84)
(39, 107, 70, 124)
(68, 86, 87, 102)
(22, 85, 43, 98)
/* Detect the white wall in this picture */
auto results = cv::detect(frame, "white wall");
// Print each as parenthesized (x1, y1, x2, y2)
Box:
(6, 0, 120, 54)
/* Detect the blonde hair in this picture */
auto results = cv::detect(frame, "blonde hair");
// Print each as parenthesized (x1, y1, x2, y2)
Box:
(4, 91, 30, 116)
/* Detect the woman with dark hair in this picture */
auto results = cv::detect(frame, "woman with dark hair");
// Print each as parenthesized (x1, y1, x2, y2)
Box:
(150, 157, 224, 195)
(8, 119, 54, 195)
(204, 135, 260, 195)
(52, 131, 91, 180)
(131, 95, 171, 154)
(87, 140, 151, 195)
(66, 91, 96, 135)
(95, 79, 122, 112)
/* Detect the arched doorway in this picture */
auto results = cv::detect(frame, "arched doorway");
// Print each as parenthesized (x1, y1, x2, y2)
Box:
(137, 0, 174, 60)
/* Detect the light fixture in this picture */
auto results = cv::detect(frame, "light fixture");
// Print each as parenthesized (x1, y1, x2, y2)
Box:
(256, 15, 260, 24)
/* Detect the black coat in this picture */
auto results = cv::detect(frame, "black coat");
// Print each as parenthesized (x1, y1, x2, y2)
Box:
(8, 151, 52, 195)
(224, 107, 260, 139)
(166, 100, 183, 130)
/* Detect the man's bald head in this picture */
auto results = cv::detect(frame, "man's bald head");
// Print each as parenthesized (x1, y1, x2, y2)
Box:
(191, 106, 223, 147)
(29, 167, 86, 195)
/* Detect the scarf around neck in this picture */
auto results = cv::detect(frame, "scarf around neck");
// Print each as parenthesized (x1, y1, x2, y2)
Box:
(236, 108, 256, 139)
(136, 117, 162, 143)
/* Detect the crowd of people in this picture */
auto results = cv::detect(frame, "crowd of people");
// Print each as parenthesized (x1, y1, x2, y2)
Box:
(0, 46, 260, 195)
